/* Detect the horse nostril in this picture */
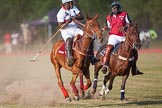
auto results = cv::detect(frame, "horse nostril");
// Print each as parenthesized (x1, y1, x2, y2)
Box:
(134, 43, 141, 49)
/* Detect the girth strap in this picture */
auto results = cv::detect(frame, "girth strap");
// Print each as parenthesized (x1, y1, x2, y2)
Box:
(118, 55, 134, 61)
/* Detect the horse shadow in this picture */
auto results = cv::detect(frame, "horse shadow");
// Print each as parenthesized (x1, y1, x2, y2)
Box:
(93, 96, 162, 107)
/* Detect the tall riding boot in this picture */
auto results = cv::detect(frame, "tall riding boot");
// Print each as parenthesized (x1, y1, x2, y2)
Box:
(90, 41, 100, 65)
(131, 50, 144, 76)
(66, 38, 74, 67)
(101, 45, 114, 73)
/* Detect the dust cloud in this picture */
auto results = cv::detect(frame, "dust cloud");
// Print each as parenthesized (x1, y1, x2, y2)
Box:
(0, 54, 72, 106)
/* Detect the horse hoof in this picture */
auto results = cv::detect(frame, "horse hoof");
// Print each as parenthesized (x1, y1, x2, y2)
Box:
(121, 98, 128, 102)
(84, 91, 92, 99)
(80, 90, 85, 97)
(98, 92, 103, 96)
(91, 89, 96, 94)
(65, 97, 71, 102)
(80, 92, 85, 98)
(74, 96, 79, 101)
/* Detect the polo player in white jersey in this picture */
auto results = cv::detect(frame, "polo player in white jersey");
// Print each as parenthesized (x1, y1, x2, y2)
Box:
(57, 0, 99, 67)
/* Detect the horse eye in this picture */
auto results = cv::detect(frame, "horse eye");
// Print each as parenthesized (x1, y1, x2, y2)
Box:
(89, 23, 93, 26)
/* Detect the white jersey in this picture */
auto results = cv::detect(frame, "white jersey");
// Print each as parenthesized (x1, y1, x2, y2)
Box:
(57, 6, 80, 29)
(57, 6, 83, 41)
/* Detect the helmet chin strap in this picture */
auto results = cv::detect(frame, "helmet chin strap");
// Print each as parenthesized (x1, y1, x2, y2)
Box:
(112, 11, 120, 15)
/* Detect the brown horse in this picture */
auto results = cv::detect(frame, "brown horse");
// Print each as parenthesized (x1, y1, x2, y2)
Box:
(50, 15, 103, 102)
(91, 23, 141, 100)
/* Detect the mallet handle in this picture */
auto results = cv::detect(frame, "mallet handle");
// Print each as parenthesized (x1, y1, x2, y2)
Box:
(30, 24, 66, 62)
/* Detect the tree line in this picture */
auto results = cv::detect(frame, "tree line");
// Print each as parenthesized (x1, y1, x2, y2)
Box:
(0, 0, 162, 37)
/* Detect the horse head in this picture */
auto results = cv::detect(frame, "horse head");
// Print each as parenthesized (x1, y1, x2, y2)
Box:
(84, 15, 103, 43)
(125, 23, 141, 50)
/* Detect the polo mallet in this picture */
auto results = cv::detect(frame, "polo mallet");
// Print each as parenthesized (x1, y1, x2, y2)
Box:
(30, 24, 66, 62)
(71, 17, 85, 28)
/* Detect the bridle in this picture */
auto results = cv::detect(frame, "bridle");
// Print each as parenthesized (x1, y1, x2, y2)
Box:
(115, 25, 140, 62)
(125, 29, 140, 50)
(73, 18, 102, 41)
(73, 18, 102, 56)
(122, 25, 140, 50)
(85, 19, 102, 41)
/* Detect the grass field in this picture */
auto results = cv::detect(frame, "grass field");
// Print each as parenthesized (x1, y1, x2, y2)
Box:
(0, 40, 162, 108)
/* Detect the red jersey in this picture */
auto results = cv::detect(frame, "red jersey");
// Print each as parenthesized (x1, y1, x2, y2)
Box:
(4, 33, 11, 44)
(107, 11, 130, 36)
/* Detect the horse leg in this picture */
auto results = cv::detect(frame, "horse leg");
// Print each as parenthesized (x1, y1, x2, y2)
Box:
(80, 69, 92, 99)
(70, 73, 80, 101)
(101, 73, 115, 101)
(79, 74, 84, 97)
(120, 74, 129, 101)
(91, 64, 101, 94)
(99, 72, 111, 96)
(54, 64, 71, 102)
(83, 69, 92, 90)
(107, 74, 115, 93)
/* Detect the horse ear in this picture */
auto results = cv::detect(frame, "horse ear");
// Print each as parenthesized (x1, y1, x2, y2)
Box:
(94, 14, 98, 20)
(86, 14, 90, 20)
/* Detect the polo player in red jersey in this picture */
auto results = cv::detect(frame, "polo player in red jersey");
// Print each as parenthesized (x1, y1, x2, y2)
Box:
(101, 1, 144, 75)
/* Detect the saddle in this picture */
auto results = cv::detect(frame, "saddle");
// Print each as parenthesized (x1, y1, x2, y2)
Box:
(57, 35, 82, 56)
(100, 43, 122, 57)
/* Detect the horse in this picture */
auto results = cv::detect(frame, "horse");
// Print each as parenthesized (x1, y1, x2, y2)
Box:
(91, 23, 141, 101)
(50, 15, 103, 102)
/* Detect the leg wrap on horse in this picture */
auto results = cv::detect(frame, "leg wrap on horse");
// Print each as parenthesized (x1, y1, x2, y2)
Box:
(80, 75, 84, 90)
(66, 38, 74, 67)
(70, 83, 79, 96)
(93, 79, 98, 89)
(120, 90, 125, 100)
(60, 86, 69, 98)
(101, 45, 113, 73)
(131, 50, 144, 75)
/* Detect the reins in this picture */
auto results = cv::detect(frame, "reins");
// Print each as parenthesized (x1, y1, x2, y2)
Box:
(114, 25, 139, 62)
(72, 18, 101, 57)
(72, 18, 102, 39)
(122, 25, 139, 49)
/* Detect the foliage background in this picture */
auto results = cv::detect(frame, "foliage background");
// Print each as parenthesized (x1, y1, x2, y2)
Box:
(0, 0, 162, 39)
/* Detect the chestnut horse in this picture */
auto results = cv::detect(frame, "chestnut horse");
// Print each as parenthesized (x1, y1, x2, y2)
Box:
(50, 15, 102, 102)
(91, 23, 141, 100)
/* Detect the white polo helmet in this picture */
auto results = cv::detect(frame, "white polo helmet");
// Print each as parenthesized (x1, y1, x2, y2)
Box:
(62, 0, 68, 4)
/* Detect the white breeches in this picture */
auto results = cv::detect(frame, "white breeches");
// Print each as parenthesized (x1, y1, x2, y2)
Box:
(60, 28, 83, 41)
(107, 34, 125, 46)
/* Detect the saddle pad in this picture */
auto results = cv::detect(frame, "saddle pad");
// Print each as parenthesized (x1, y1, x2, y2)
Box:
(57, 43, 66, 55)
(57, 40, 77, 55)
(100, 43, 121, 56)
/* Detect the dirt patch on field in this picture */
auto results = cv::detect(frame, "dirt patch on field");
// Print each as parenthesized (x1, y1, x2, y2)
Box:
(0, 54, 74, 106)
